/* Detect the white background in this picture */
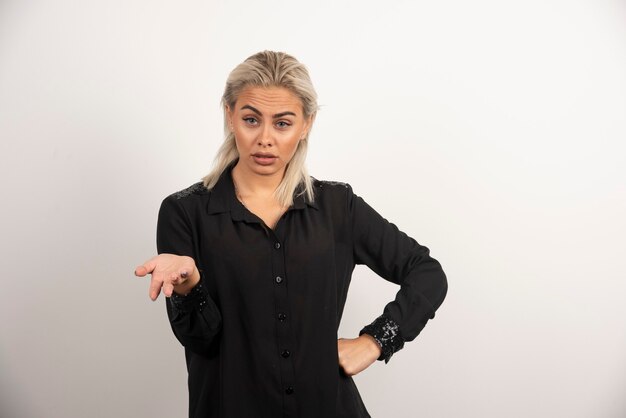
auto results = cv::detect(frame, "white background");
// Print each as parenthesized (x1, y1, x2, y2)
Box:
(1, 1, 625, 417)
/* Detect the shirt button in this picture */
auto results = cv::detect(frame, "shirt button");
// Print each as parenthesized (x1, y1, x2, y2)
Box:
(274, 242, 281, 249)
(281, 350, 290, 358)
(277, 313, 287, 321)
(275, 276, 283, 284)
(285, 386, 294, 395)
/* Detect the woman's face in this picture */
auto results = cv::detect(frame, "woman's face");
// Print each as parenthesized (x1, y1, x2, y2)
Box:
(227, 86, 313, 180)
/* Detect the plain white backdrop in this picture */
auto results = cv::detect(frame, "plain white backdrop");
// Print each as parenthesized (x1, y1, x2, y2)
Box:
(1, 1, 625, 417)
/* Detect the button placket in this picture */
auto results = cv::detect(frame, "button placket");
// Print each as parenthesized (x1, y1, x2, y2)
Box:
(269, 232, 297, 415)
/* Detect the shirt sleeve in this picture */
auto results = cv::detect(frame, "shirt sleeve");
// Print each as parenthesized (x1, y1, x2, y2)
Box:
(156, 195, 222, 355)
(347, 185, 448, 363)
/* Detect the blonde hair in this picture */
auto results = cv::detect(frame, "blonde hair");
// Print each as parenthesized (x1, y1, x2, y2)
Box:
(201, 50, 319, 206)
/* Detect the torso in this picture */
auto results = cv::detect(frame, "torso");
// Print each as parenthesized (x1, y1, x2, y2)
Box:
(165, 176, 379, 417)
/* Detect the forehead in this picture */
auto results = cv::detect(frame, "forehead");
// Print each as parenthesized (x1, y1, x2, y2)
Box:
(235, 86, 303, 115)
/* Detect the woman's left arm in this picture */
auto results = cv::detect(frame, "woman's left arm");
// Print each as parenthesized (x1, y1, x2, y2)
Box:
(347, 184, 448, 364)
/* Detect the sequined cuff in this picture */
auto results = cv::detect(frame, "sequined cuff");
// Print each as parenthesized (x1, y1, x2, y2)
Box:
(168, 275, 209, 315)
(359, 314, 405, 364)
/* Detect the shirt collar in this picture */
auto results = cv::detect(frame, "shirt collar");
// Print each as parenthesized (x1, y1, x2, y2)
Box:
(206, 162, 318, 221)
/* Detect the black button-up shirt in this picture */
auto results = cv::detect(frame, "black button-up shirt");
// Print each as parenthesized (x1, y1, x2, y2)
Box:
(156, 163, 447, 418)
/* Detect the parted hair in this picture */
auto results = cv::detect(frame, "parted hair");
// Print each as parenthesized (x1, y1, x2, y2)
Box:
(201, 50, 319, 206)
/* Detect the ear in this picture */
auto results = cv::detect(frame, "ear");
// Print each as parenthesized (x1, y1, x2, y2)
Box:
(225, 105, 234, 131)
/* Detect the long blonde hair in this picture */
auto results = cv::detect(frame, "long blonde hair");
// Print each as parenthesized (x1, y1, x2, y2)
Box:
(202, 51, 319, 206)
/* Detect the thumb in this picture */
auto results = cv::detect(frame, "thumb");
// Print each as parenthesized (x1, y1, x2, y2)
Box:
(134, 257, 157, 277)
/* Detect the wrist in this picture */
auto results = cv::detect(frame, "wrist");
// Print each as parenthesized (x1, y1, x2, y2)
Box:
(359, 314, 405, 363)
(360, 333, 382, 358)
(173, 267, 201, 296)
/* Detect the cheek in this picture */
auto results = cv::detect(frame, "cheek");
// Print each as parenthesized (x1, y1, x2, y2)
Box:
(233, 130, 253, 147)
(284, 138, 302, 158)
(233, 136, 250, 157)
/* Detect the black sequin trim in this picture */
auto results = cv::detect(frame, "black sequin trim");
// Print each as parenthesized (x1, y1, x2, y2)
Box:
(315, 179, 349, 189)
(169, 276, 209, 315)
(359, 314, 405, 364)
(172, 182, 206, 200)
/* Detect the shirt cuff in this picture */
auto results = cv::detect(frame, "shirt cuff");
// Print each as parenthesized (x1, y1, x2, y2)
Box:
(359, 314, 405, 364)
(168, 274, 210, 315)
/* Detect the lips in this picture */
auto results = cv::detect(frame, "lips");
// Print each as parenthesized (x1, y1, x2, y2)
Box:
(252, 153, 278, 166)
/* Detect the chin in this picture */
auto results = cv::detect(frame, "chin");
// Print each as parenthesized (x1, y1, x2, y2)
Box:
(249, 162, 284, 177)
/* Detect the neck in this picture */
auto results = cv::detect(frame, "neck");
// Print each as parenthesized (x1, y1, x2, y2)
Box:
(231, 161, 284, 199)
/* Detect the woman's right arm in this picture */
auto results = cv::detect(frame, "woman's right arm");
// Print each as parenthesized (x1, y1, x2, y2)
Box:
(135, 195, 222, 355)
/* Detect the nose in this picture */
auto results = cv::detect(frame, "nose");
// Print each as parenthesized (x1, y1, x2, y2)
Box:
(257, 123, 274, 147)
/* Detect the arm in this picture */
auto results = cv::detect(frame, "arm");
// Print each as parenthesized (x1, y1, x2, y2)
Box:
(154, 195, 222, 354)
(348, 185, 448, 364)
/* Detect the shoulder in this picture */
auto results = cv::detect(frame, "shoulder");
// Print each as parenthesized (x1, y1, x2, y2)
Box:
(309, 178, 357, 211)
(169, 181, 209, 200)
(312, 178, 350, 190)
(311, 178, 353, 197)
(160, 182, 211, 214)
(311, 178, 353, 195)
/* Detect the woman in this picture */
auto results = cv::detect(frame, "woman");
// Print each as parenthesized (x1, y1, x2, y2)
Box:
(135, 50, 447, 418)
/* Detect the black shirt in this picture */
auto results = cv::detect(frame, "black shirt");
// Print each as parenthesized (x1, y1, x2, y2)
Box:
(156, 163, 447, 418)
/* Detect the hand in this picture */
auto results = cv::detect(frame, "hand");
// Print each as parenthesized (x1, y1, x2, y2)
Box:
(134, 254, 200, 301)
(337, 334, 382, 376)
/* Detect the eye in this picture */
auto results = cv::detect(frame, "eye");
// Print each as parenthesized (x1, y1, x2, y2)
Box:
(243, 117, 258, 126)
(276, 120, 291, 129)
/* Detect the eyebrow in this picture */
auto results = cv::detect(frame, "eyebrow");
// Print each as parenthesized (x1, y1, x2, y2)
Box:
(240, 105, 297, 118)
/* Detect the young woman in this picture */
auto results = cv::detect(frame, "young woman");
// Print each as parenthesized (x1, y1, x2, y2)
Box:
(135, 50, 447, 418)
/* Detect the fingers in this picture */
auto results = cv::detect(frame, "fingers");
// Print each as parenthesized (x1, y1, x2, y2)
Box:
(163, 272, 180, 297)
(147, 269, 190, 300)
(149, 276, 163, 301)
(134, 265, 147, 276)
(134, 257, 157, 277)
(336, 337, 376, 377)
(162, 281, 175, 298)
